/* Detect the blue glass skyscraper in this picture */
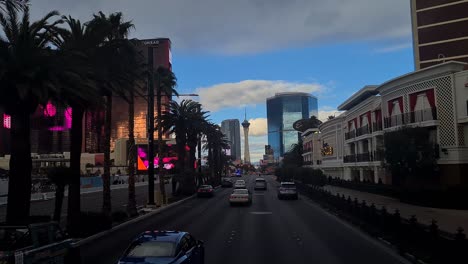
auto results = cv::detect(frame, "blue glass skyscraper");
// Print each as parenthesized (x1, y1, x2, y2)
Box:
(267, 92, 318, 160)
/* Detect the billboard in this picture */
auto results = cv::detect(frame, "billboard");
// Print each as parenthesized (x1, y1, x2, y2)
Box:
(136, 143, 193, 173)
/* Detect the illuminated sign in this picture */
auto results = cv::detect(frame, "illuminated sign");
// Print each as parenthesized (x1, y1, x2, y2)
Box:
(136, 144, 193, 172)
(3, 114, 11, 129)
(321, 143, 333, 156)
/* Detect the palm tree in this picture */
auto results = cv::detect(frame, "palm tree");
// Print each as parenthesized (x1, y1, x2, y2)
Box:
(154, 66, 178, 204)
(0, 4, 62, 224)
(46, 167, 71, 223)
(0, 0, 28, 13)
(157, 100, 203, 194)
(89, 11, 135, 216)
(53, 15, 105, 234)
(203, 123, 229, 184)
(118, 40, 146, 216)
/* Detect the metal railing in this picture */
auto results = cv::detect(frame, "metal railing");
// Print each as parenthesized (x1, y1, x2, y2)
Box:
(345, 130, 356, 140)
(356, 125, 370, 137)
(384, 108, 437, 128)
(372, 122, 382, 132)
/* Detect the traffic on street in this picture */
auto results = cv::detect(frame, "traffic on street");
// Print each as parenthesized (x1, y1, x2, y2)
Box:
(80, 175, 409, 264)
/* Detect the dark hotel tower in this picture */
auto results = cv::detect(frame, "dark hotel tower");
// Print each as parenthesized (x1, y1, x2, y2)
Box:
(411, 0, 468, 69)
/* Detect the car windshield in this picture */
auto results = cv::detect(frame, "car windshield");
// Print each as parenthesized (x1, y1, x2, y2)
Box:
(127, 241, 176, 257)
(233, 189, 248, 195)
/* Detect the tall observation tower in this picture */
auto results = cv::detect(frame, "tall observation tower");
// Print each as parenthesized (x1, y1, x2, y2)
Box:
(242, 109, 250, 164)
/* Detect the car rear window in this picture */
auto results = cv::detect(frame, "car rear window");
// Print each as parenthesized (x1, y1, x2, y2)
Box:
(200, 185, 212, 189)
(235, 180, 245, 183)
(281, 183, 296, 189)
(127, 241, 175, 257)
(233, 189, 248, 194)
(255, 178, 265, 182)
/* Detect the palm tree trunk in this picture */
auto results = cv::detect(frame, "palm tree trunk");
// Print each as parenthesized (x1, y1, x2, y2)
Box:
(6, 110, 32, 225)
(127, 92, 137, 216)
(156, 82, 167, 204)
(102, 95, 112, 216)
(53, 185, 65, 223)
(68, 106, 84, 235)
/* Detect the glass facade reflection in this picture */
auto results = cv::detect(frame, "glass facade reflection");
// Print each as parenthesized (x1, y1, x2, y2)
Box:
(267, 93, 318, 159)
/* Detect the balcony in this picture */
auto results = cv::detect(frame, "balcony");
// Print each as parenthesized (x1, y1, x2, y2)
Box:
(356, 152, 371, 162)
(372, 122, 382, 132)
(384, 108, 437, 128)
(344, 154, 356, 163)
(409, 108, 437, 123)
(345, 130, 356, 140)
(373, 149, 385, 161)
(356, 125, 370, 137)
(344, 151, 382, 163)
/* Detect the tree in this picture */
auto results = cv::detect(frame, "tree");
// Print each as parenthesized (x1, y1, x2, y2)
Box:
(0, 4, 62, 224)
(89, 11, 135, 217)
(203, 123, 229, 183)
(0, 0, 28, 13)
(282, 143, 303, 167)
(384, 127, 439, 188)
(47, 167, 71, 223)
(154, 66, 178, 204)
(53, 15, 105, 234)
(157, 100, 205, 193)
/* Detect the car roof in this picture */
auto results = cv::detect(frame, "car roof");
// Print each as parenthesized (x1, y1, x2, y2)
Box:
(135, 231, 186, 244)
(232, 188, 248, 192)
(199, 185, 213, 188)
(281, 182, 295, 185)
(255, 178, 266, 181)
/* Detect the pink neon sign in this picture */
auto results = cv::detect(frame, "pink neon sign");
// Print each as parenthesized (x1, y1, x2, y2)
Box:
(3, 114, 11, 129)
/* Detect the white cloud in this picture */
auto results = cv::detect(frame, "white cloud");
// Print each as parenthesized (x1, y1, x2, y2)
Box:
(374, 43, 412, 53)
(248, 118, 267, 137)
(30, 0, 411, 55)
(197, 80, 324, 112)
(318, 106, 343, 122)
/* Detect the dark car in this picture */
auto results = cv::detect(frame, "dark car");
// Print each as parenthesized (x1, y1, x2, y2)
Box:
(277, 182, 298, 200)
(197, 185, 214, 197)
(118, 231, 204, 264)
(221, 178, 233, 187)
(254, 178, 267, 190)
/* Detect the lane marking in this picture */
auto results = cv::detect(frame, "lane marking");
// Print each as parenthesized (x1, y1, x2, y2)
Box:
(250, 211, 273, 215)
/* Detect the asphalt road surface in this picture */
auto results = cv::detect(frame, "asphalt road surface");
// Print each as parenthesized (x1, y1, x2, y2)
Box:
(80, 175, 409, 264)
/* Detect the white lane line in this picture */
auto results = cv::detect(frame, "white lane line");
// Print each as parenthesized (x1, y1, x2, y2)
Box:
(250, 211, 273, 215)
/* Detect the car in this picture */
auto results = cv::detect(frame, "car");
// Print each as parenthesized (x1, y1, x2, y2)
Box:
(277, 182, 298, 200)
(234, 180, 246, 189)
(197, 185, 214, 197)
(254, 178, 267, 190)
(229, 189, 252, 206)
(118, 231, 204, 264)
(221, 177, 233, 187)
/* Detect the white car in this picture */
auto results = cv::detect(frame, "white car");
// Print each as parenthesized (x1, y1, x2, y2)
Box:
(234, 180, 246, 189)
(229, 189, 252, 206)
(278, 182, 298, 200)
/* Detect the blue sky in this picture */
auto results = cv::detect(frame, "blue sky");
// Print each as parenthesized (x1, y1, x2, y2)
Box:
(31, 0, 415, 162)
(172, 42, 415, 161)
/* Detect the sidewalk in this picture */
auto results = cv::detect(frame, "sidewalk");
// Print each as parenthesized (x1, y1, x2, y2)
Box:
(323, 185, 468, 233)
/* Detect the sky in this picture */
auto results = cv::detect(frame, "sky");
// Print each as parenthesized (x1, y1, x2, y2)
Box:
(30, 0, 415, 162)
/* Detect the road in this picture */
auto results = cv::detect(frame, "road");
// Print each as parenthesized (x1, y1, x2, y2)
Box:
(80, 175, 409, 264)
(0, 183, 172, 223)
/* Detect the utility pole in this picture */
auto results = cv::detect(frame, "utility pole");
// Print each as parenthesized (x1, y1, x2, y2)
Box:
(147, 47, 155, 206)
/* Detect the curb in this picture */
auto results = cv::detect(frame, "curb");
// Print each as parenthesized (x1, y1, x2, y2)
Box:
(74, 193, 196, 247)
